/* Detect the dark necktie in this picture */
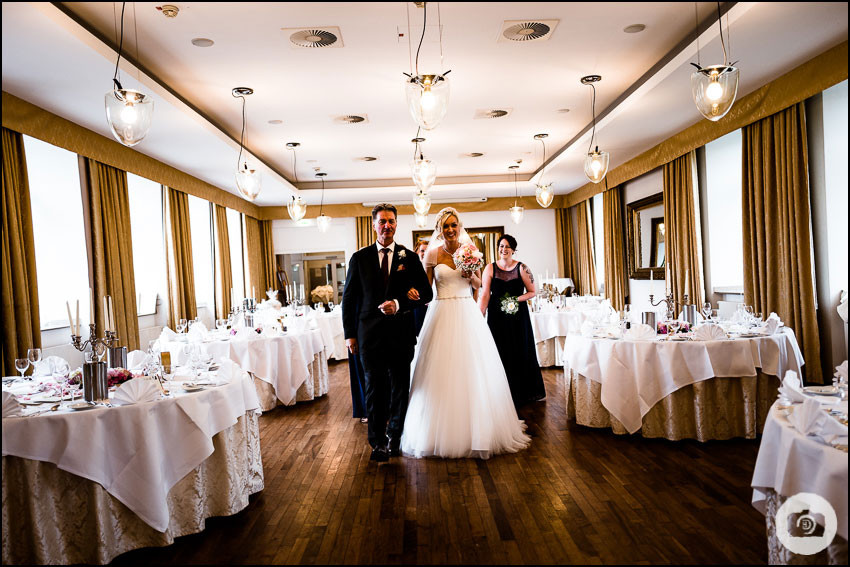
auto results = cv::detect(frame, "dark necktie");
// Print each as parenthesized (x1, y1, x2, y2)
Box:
(381, 248, 390, 287)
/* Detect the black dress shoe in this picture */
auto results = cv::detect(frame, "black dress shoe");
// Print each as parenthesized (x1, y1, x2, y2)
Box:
(370, 446, 389, 462)
(388, 438, 401, 457)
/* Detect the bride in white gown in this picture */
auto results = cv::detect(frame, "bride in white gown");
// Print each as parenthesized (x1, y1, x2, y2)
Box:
(401, 208, 531, 459)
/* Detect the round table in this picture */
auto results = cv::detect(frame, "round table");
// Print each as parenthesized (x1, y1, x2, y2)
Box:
(2, 366, 263, 564)
(530, 303, 616, 367)
(752, 399, 848, 564)
(561, 328, 805, 440)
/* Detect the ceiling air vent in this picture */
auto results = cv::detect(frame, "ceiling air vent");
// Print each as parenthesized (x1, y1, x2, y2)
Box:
(499, 20, 559, 42)
(461, 152, 485, 158)
(474, 108, 512, 119)
(335, 114, 368, 124)
(285, 27, 343, 48)
(357, 156, 378, 162)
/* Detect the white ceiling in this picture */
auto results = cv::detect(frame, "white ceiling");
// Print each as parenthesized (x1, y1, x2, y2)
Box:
(2, 2, 847, 208)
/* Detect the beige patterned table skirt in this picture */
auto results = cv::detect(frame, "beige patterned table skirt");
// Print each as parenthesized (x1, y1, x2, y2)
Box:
(564, 370, 780, 441)
(2, 411, 263, 565)
(765, 489, 848, 564)
(536, 336, 567, 367)
(253, 349, 330, 411)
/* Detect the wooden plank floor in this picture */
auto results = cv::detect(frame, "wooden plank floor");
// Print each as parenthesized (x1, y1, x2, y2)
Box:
(113, 361, 768, 565)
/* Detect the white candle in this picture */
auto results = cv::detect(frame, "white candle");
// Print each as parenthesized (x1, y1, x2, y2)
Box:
(252, 286, 256, 300)
(102, 296, 108, 332)
(300, 284, 305, 300)
(89, 287, 94, 325)
(75, 299, 80, 336)
(66, 301, 75, 335)
(684, 269, 690, 298)
(108, 296, 116, 333)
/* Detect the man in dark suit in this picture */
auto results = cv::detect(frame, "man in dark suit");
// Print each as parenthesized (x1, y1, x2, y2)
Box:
(342, 204, 433, 462)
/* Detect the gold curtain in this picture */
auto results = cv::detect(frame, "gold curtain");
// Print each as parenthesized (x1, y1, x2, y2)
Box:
(244, 216, 263, 299)
(576, 201, 598, 296)
(555, 207, 578, 286)
(260, 219, 277, 292)
(356, 216, 373, 249)
(165, 187, 196, 328)
(214, 205, 232, 319)
(1, 128, 41, 375)
(663, 151, 704, 309)
(79, 157, 139, 350)
(742, 103, 822, 383)
(603, 186, 628, 311)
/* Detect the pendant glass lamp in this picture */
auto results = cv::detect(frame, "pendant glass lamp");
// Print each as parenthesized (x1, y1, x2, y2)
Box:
(105, 3, 153, 147)
(410, 137, 437, 191)
(405, 74, 451, 130)
(414, 211, 429, 228)
(508, 165, 524, 224)
(315, 172, 331, 233)
(581, 75, 609, 184)
(533, 134, 554, 207)
(690, 3, 740, 121)
(232, 87, 261, 201)
(287, 197, 307, 222)
(412, 189, 431, 215)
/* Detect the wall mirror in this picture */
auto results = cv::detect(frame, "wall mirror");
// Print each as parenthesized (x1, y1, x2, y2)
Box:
(413, 226, 505, 265)
(626, 193, 665, 280)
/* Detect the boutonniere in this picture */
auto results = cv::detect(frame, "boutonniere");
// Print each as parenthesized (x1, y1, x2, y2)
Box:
(396, 264, 406, 272)
(397, 249, 407, 260)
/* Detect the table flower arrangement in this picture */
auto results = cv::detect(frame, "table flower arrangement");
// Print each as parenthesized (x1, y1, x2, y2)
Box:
(107, 367, 136, 388)
(656, 321, 691, 335)
(452, 243, 484, 274)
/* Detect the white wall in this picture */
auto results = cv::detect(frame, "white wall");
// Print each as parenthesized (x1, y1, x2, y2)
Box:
(623, 168, 665, 313)
(271, 217, 358, 263)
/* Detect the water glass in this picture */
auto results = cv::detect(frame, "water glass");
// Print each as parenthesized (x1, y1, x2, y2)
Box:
(14, 358, 29, 380)
(27, 348, 42, 376)
(667, 319, 681, 336)
(702, 302, 713, 321)
(177, 318, 188, 333)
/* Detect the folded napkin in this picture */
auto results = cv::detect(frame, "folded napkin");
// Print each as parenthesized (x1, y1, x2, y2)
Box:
(113, 378, 161, 405)
(789, 397, 848, 445)
(624, 323, 656, 341)
(159, 326, 178, 342)
(288, 318, 310, 334)
(835, 360, 848, 382)
(767, 311, 782, 323)
(2, 391, 23, 418)
(215, 358, 242, 383)
(778, 370, 806, 403)
(693, 323, 727, 341)
(259, 298, 282, 310)
(32, 355, 71, 377)
(127, 350, 147, 372)
(838, 290, 848, 323)
(187, 322, 208, 340)
(758, 318, 780, 336)
(580, 320, 596, 337)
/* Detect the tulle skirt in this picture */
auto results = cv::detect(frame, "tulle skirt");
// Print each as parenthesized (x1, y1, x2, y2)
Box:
(401, 296, 531, 459)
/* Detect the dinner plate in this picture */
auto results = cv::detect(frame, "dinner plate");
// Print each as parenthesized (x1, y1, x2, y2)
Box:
(803, 385, 840, 396)
(68, 402, 97, 411)
(182, 384, 205, 392)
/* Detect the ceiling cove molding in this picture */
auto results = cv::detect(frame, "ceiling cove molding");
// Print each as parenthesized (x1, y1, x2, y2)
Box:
(293, 172, 535, 190)
(1, 91, 262, 218)
(558, 40, 849, 209)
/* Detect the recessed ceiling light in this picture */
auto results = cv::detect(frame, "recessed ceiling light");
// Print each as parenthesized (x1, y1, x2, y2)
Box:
(557, 108, 570, 113)
(358, 156, 378, 162)
(285, 142, 300, 148)
(306, 159, 317, 163)
(623, 24, 646, 34)
(463, 152, 484, 158)
(191, 37, 214, 47)
(268, 119, 283, 125)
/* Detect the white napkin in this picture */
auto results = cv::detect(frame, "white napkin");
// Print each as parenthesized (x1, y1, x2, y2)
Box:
(235, 327, 257, 340)
(838, 290, 848, 323)
(159, 327, 178, 342)
(113, 378, 161, 405)
(580, 320, 595, 337)
(835, 360, 848, 382)
(32, 356, 70, 377)
(789, 397, 848, 444)
(2, 391, 23, 418)
(758, 318, 780, 335)
(215, 359, 242, 383)
(127, 350, 147, 372)
(767, 311, 782, 323)
(693, 323, 727, 341)
(778, 370, 806, 403)
(624, 323, 656, 341)
(187, 322, 208, 340)
(289, 318, 310, 334)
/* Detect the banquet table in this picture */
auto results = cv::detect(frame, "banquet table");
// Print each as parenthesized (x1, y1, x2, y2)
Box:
(530, 300, 616, 367)
(561, 327, 805, 441)
(752, 399, 848, 564)
(162, 327, 329, 411)
(313, 309, 348, 360)
(1, 363, 263, 564)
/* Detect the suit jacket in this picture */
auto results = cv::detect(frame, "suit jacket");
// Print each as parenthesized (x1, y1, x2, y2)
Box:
(342, 243, 433, 355)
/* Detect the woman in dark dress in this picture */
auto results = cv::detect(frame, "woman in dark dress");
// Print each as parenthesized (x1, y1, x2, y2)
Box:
(478, 234, 545, 406)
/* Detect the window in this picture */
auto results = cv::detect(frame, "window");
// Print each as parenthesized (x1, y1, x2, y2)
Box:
(591, 192, 605, 291)
(703, 129, 744, 291)
(188, 195, 214, 315)
(24, 136, 90, 331)
(127, 174, 167, 315)
(226, 208, 245, 303)
(821, 80, 848, 298)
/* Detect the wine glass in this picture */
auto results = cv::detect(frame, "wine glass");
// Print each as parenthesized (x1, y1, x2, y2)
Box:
(623, 304, 632, 328)
(702, 302, 713, 322)
(14, 358, 29, 381)
(27, 348, 42, 376)
(667, 319, 681, 338)
(177, 318, 188, 334)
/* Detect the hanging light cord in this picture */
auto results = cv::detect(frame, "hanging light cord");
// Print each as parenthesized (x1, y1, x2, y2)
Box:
(112, 2, 126, 90)
(291, 148, 298, 184)
(415, 2, 427, 76)
(716, 1, 729, 64)
(412, 126, 423, 160)
(319, 177, 325, 216)
(232, 91, 247, 173)
(538, 138, 547, 179)
(587, 83, 597, 155)
(514, 169, 519, 202)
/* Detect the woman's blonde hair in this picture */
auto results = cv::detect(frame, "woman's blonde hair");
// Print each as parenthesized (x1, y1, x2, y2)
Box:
(434, 206, 461, 232)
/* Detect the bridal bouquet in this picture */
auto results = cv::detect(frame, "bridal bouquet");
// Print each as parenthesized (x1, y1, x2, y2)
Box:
(452, 243, 484, 274)
(500, 294, 519, 315)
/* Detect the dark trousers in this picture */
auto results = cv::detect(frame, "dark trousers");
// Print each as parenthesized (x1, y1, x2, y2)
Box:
(359, 347, 413, 448)
(348, 353, 367, 418)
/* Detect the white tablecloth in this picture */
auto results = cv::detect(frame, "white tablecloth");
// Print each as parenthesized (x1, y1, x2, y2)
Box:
(314, 310, 347, 360)
(561, 328, 804, 434)
(752, 401, 848, 542)
(1, 370, 260, 533)
(530, 310, 588, 342)
(164, 328, 326, 406)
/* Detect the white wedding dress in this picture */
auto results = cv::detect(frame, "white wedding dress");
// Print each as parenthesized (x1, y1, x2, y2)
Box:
(401, 263, 532, 459)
